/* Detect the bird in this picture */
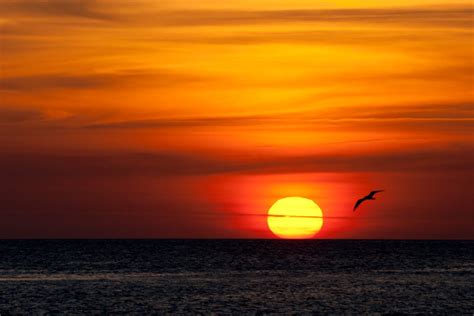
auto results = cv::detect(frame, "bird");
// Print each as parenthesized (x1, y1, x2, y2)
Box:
(353, 190, 384, 211)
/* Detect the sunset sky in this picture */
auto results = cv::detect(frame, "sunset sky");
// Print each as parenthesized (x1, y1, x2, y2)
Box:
(0, 0, 473, 238)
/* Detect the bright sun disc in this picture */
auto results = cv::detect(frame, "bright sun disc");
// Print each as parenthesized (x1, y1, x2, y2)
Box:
(267, 197, 323, 239)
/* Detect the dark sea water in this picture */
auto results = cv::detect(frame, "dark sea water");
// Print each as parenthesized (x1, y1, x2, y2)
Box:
(0, 240, 472, 314)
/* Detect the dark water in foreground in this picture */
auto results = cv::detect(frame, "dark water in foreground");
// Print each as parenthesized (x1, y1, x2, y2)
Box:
(0, 240, 472, 314)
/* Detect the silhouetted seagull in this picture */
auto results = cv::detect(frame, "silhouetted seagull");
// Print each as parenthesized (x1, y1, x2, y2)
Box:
(353, 190, 384, 211)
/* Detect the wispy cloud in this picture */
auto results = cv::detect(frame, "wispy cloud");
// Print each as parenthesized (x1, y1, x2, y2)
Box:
(129, 7, 473, 28)
(0, 106, 44, 123)
(0, 0, 114, 20)
(83, 103, 474, 131)
(2, 2, 471, 28)
(138, 29, 473, 47)
(2, 144, 472, 180)
(0, 69, 210, 91)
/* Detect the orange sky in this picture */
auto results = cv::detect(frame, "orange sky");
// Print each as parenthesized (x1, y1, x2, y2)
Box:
(0, 0, 473, 238)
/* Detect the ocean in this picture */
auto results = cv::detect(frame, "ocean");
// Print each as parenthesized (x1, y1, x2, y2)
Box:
(0, 240, 472, 314)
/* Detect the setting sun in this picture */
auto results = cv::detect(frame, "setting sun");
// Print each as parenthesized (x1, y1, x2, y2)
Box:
(267, 197, 323, 239)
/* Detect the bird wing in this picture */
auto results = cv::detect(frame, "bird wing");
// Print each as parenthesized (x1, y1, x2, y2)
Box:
(353, 198, 366, 211)
(368, 190, 384, 198)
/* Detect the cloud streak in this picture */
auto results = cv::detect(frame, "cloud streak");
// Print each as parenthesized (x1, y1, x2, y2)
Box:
(132, 7, 473, 28)
(84, 103, 474, 132)
(0, 106, 44, 123)
(0, 0, 114, 20)
(2, 144, 472, 180)
(139, 29, 473, 47)
(0, 70, 210, 91)
(2, 2, 471, 28)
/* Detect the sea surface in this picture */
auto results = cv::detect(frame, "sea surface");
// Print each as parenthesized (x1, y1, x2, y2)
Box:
(0, 240, 472, 314)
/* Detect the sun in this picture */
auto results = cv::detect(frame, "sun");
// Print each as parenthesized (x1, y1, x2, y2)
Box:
(267, 197, 323, 239)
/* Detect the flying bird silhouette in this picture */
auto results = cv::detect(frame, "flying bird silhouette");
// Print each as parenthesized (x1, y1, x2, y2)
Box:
(353, 190, 384, 211)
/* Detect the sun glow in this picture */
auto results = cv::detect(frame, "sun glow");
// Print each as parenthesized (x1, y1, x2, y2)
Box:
(267, 197, 323, 239)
